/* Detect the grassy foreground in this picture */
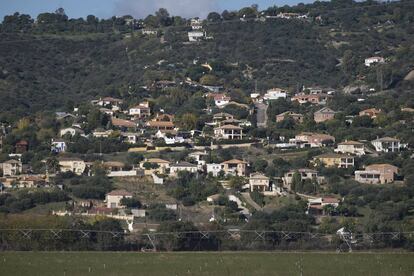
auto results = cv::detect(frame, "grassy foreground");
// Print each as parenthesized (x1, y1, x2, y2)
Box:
(0, 251, 413, 276)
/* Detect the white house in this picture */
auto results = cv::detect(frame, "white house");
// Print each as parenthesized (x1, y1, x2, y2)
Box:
(92, 129, 113, 138)
(214, 94, 231, 108)
(214, 125, 244, 140)
(371, 137, 402, 153)
(121, 132, 138, 144)
(155, 130, 185, 145)
(94, 97, 123, 111)
(283, 169, 321, 190)
(308, 197, 340, 208)
(206, 163, 222, 177)
(263, 88, 287, 101)
(60, 127, 84, 137)
(170, 162, 198, 176)
(51, 139, 67, 153)
(142, 29, 158, 35)
(188, 31, 205, 42)
(307, 197, 340, 215)
(188, 151, 208, 166)
(334, 140, 365, 156)
(190, 18, 203, 30)
(58, 158, 86, 175)
(249, 173, 270, 193)
(365, 56, 385, 67)
(106, 190, 133, 209)
(129, 101, 150, 118)
(1, 159, 22, 176)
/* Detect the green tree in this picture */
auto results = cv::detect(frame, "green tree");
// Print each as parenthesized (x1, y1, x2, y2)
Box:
(178, 113, 198, 130)
(207, 12, 221, 22)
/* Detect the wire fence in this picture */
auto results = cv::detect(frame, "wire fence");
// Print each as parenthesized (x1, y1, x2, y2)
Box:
(1, 228, 413, 252)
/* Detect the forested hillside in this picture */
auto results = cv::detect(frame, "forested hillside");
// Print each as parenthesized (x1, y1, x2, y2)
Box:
(0, 0, 414, 122)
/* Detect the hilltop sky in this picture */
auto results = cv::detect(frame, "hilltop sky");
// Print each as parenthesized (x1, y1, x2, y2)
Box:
(0, 0, 314, 20)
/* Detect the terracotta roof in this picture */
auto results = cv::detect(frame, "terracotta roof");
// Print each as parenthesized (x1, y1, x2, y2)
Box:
(131, 104, 150, 109)
(107, 189, 133, 196)
(222, 119, 242, 124)
(338, 140, 364, 145)
(146, 158, 170, 164)
(277, 111, 303, 116)
(322, 197, 340, 204)
(315, 107, 336, 114)
(171, 162, 197, 168)
(111, 118, 136, 128)
(288, 168, 318, 174)
(217, 124, 242, 130)
(365, 164, 398, 171)
(221, 159, 247, 165)
(147, 121, 174, 128)
(250, 173, 269, 180)
(372, 137, 400, 142)
(214, 95, 231, 101)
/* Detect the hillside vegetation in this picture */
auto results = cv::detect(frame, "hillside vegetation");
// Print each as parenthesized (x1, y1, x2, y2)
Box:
(0, 0, 414, 121)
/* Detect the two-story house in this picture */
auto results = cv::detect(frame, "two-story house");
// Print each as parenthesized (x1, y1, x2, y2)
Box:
(58, 157, 86, 175)
(106, 190, 133, 209)
(170, 162, 198, 176)
(141, 158, 171, 175)
(291, 93, 331, 105)
(355, 164, 398, 184)
(276, 111, 304, 123)
(314, 107, 336, 123)
(214, 125, 244, 140)
(371, 137, 402, 153)
(334, 140, 365, 156)
(1, 159, 22, 176)
(263, 88, 287, 101)
(51, 139, 67, 153)
(249, 173, 270, 192)
(283, 169, 321, 190)
(146, 114, 175, 132)
(129, 101, 151, 119)
(214, 94, 231, 108)
(312, 153, 355, 169)
(293, 132, 335, 148)
(221, 159, 247, 176)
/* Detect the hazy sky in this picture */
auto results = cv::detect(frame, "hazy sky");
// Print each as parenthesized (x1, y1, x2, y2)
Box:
(0, 0, 314, 20)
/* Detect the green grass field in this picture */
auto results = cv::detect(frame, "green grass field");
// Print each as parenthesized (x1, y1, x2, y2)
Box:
(0, 252, 413, 276)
